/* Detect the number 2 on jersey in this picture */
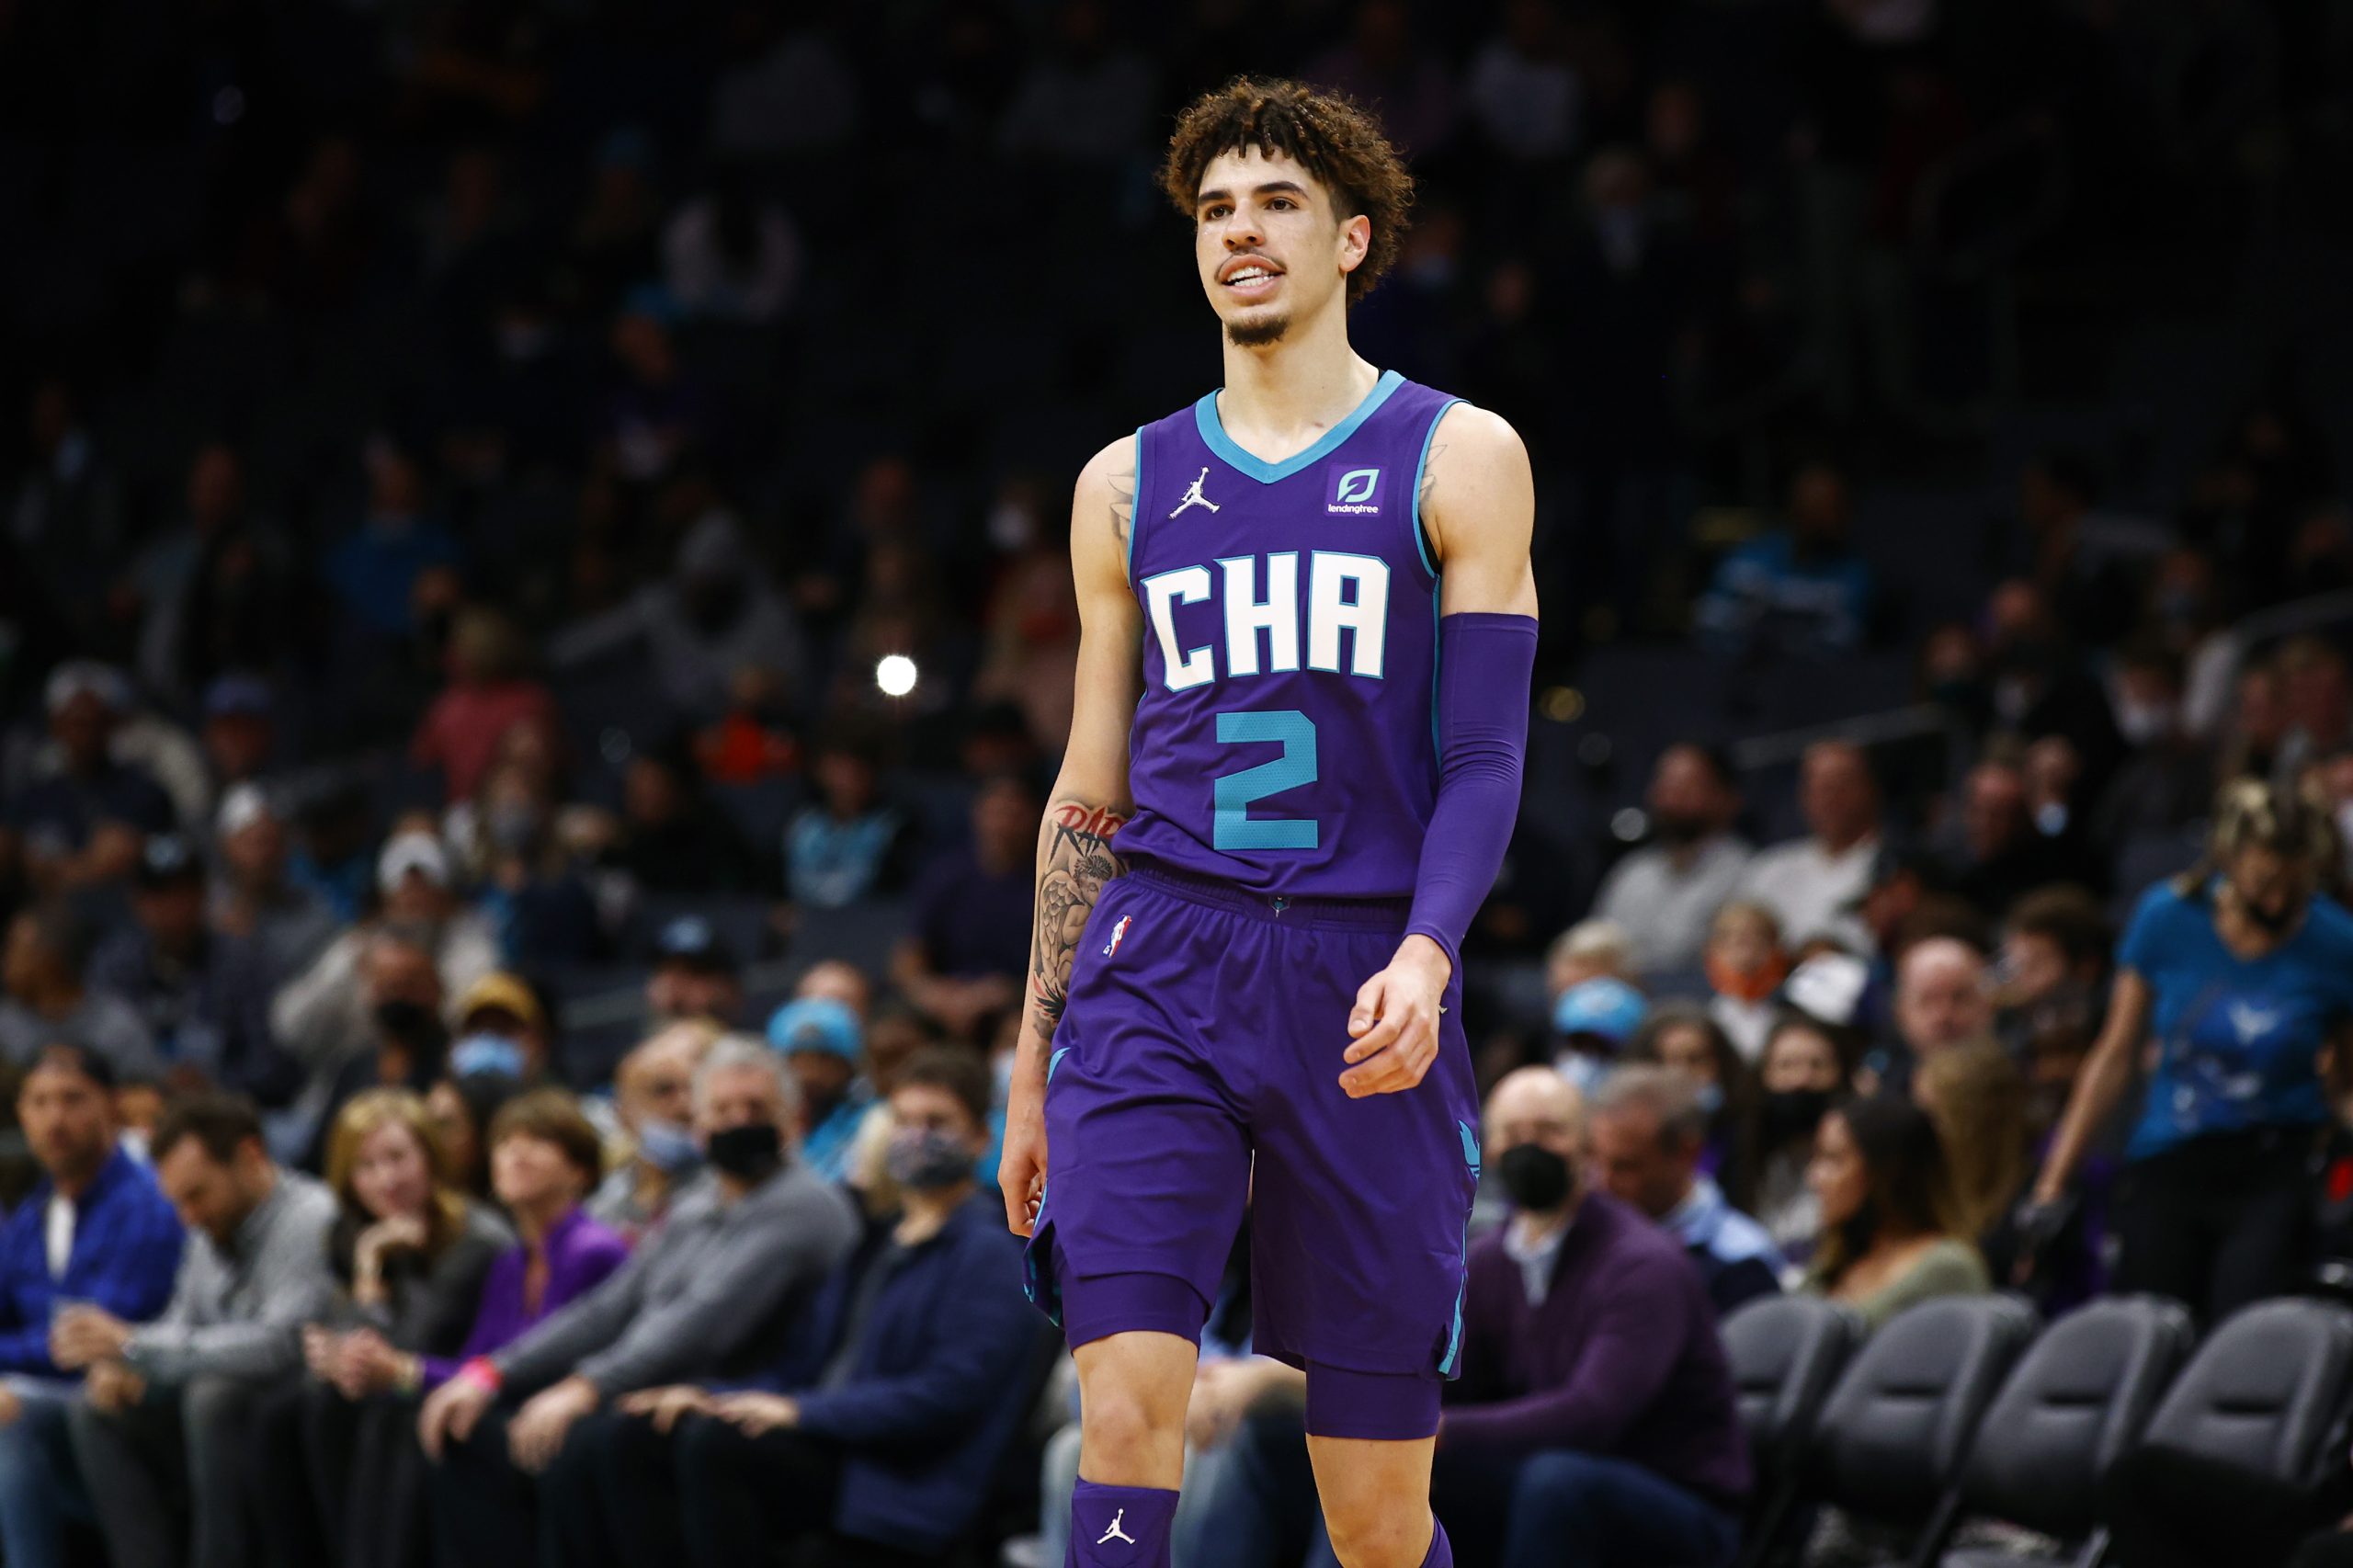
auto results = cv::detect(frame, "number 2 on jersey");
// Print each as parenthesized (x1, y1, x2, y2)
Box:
(1211, 710, 1319, 850)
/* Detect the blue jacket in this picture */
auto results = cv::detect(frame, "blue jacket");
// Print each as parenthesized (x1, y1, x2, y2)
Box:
(1663, 1176, 1785, 1319)
(762, 1192, 1049, 1554)
(0, 1145, 186, 1376)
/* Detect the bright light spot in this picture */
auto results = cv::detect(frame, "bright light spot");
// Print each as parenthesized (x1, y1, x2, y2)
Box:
(1611, 808, 1649, 843)
(875, 654, 918, 698)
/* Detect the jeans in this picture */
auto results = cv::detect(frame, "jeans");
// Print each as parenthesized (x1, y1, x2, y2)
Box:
(0, 1378, 95, 1568)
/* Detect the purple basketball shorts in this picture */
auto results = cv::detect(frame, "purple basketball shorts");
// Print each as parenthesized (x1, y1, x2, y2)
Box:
(1023, 863, 1481, 1405)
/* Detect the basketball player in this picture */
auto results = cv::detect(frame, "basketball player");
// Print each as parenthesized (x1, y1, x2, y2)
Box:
(1001, 79, 1538, 1568)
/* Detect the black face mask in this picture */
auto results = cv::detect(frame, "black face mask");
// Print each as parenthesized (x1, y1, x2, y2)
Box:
(1760, 1088, 1834, 1149)
(373, 999, 440, 1048)
(1498, 1142, 1573, 1212)
(706, 1122, 783, 1181)
(2234, 886, 2302, 937)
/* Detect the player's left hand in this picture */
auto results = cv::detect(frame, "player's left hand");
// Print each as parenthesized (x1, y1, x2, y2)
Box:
(1340, 936, 1450, 1097)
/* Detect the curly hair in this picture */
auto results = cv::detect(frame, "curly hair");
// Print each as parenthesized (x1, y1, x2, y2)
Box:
(1159, 76, 1415, 307)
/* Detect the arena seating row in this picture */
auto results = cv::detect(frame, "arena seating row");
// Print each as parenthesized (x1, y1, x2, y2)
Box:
(1725, 1292, 2353, 1568)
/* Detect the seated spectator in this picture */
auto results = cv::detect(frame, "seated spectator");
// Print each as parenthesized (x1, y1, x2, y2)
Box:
(1696, 459, 1873, 659)
(1589, 744, 1752, 975)
(408, 608, 561, 804)
(1993, 884, 2109, 1106)
(1737, 740, 1881, 950)
(1949, 756, 2107, 917)
(693, 664, 800, 785)
(59, 1094, 337, 1568)
(0, 903, 162, 1085)
(1588, 1065, 1782, 1317)
(1867, 934, 1993, 1096)
(785, 723, 913, 910)
(1624, 1003, 1756, 1197)
(427, 1068, 523, 1200)
(447, 971, 554, 1085)
(89, 834, 295, 1101)
(1802, 1096, 1988, 1330)
(1544, 918, 1634, 1000)
(323, 445, 460, 642)
(892, 772, 1032, 1042)
(197, 675, 279, 794)
(461, 757, 606, 970)
(1748, 998, 1860, 1265)
(767, 997, 870, 1186)
(1699, 899, 1783, 1062)
(419, 1037, 858, 1568)
(610, 741, 757, 897)
(641, 915, 744, 1029)
(2093, 636, 2219, 854)
(250, 1089, 511, 1568)
(0, 1045, 186, 1568)
(1200, 1066, 1750, 1568)
(579, 1049, 1043, 1565)
(2, 663, 175, 898)
(1551, 975, 1647, 1096)
(1911, 1038, 2061, 1299)
(211, 783, 339, 983)
(306, 932, 454, 1169)
(589, 1020, 719, 1239)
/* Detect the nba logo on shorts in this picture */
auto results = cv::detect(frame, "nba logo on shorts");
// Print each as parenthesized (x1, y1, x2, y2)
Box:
(1101, 915, 1133, 958)
(1327, 467, 1381, 516)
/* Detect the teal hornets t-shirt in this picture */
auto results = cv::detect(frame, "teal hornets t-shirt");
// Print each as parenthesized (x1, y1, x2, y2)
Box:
(2119, 881, 2353, 1161)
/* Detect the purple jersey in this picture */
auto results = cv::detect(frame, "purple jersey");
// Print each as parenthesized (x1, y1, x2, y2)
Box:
(1118, 369, 1461, 899)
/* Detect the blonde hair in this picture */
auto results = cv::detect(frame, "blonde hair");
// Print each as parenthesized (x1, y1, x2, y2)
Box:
(324, 1088, 466, 1251)
(1915, 1037, 2028, 1242)
(2175, 777, 2339, 903)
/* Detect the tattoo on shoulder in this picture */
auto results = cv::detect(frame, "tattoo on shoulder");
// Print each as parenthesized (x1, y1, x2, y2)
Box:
(1419, 444, 1445, 509)
(1029, 799, 1129, 1045)
(1110, 460, 1136, 553)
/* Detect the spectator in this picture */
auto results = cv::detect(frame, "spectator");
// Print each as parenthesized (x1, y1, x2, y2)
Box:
(1624, 1002, 1756, 1197)
(3, 663, 175, 896)
(427, 1068, 523, 1202)
(642, 915, 745, 1029)
(661, 165, 801, 324)
(893, 772, 1032, 1040)
(2094, 637, 2219, 853)
(466, 759, 606, 970)
(1544, 918, 1635, 1002)
(2277, 635, 2353, 786)
(610, 741, 756, 897)
(1700, 899, 1784, 1062)
(408, 609, 561, 804)
(89, 833, 292, 1099)
(447, 971, 553, 1085)
(324, 445, 461, 642)
(251, 1089, 510, 1568)
(2221, 657, 2293, 786)
(1737, 740, 1882, 949)
(1464, 0, 1581, 162)
(767, 997, 869, 1187)
(2032, 779, 2353, 1323)
(419, 1037, 858, 1568)
(305, 932, 453, 1169)
(211, 784, 339, 983)
(693, 665, 800, 785)
(1982, 580, 2127, 794)
(1588, 1065, 1783, 1317)
(1802, 1096, 1988, 1331)
(1697, 460, 1875, 658)
(1949, 756, 2107, 917)
(1994, 884, 2109, 1075)
(1749, 1008, 1857, 1265)
(1855, 846, 1960, 960)
(1590, 744, 1753, 974)
(0, 1046, 186, 1568)
(59, 1095, 337, 1568)
(590, 1021, 719, 1239)
(1202, 1065, 1749, 1568)
(585, 1049, 1043, 1564)
(1872, 935, 1993, 1096)
(0, 903, 163, 1085)
(1552, 975, 1648, 1096)
(197, 676, 278, 794)
(1914, 1038, 2035, 1282)
(785, 723, 913, 910)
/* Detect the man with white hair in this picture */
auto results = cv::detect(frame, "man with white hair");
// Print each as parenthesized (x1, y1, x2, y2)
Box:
(422, 1036, 858, 1568)
(1879, 936, 1994, 1095)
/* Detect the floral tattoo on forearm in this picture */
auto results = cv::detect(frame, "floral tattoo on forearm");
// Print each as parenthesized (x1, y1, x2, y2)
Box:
(1029, 799, 1127, 1045)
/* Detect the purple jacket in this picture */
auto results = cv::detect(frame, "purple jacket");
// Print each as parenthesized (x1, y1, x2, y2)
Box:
(421, 1206, 630, 1390)
(1443, 1192, 1752, 1507)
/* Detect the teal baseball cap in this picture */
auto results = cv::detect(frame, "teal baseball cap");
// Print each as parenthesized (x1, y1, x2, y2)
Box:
(766, 996, 861, 1062)
(1551, 977, 1649, 1047)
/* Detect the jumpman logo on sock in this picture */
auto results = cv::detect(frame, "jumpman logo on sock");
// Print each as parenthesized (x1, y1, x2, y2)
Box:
(1097, 1508, 1137, 1546)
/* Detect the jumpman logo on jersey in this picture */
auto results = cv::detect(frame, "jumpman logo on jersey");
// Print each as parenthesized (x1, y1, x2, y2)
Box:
(1097, 1509, 1136, 1546)
(1170, 467, 1221, 517)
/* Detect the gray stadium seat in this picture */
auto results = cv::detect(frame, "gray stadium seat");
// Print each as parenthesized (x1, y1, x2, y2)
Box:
(1723, 1296, 1864, 1568)
(1928, 1295, 2195, 1568)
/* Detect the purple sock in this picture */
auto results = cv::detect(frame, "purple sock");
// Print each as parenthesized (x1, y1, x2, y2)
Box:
(1421, 1518, 1453, 1567)
(1069, 1480, 1178, 1567)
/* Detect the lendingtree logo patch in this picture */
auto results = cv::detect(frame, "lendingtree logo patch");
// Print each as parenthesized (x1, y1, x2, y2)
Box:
(1328, 467, 1382, 515)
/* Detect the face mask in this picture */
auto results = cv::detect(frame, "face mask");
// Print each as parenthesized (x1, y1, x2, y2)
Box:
(1498, 1142, 1574, 1211)
(1760, 1087, 1834, 1148)
(1653, 811, 1707, 848)
(1694, 1081, 1725, 1119)
(2115, 701, 2175, 746)
(1707, 950, 1788, 1005)
(449, 1033, 526, 1081)
(373, 999, 440, 1046)
(636, 1119, 700, 1175)
(2235, 886, 2302, 936)
(705, 1121, 783, 1181)
(1556, 1051, 1608, 1098)
(2034, 801, 2070, 837)
(886, 1126, 974, 1191)
(488, 802, 539, 853)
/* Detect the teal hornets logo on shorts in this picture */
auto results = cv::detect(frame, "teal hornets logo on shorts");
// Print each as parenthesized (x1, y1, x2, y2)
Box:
(1327, 467, 1381, 516)
(1102, 915, 1133, 958)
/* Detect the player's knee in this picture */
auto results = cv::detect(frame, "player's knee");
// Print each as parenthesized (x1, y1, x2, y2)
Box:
(1323, 1500, 1434, 1568)
(1076, 1379, 1187, 1485)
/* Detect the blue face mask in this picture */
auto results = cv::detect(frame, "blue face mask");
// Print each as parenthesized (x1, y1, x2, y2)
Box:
(1556, 1051, 1609, 1097)
(449, 1033, 526, 1081)
(636, 1119, 701, 1175)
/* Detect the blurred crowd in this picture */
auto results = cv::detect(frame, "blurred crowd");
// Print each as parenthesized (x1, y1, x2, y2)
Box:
(5, 0, 2353, 1564)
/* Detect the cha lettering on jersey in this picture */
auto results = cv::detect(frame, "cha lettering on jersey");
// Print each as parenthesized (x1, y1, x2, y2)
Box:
(1138, 550, 1389, 691)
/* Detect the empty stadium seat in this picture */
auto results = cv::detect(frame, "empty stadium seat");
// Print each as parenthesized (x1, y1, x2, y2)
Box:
(1789, 1295, 2040, 1562)
(1722, 1296, 1863, 1568)
(1927, 1295, 2195, 1568)
(2103, 1298, 2353, 1568)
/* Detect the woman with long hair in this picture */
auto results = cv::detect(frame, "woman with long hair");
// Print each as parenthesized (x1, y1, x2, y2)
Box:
(1748, 1009, 1859, 1263)
(2031, 778, 2353, 1322)
(1803, 1096, 1989, 1330)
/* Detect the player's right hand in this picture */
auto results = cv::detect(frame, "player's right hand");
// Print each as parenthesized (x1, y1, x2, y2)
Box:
(999, 1047, 1050, 1237)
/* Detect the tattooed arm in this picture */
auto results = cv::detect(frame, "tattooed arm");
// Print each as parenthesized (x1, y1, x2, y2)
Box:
(1002, 436, 1144, 1236)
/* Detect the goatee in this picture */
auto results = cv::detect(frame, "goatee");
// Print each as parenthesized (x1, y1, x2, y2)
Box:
(1227, 312, 1290, 348)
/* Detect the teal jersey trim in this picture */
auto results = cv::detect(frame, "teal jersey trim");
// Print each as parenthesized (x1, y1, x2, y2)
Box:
(1409, 397, 1459, 582)
(1127, 426, 1145, 586)
(1193, 369, 1404, 484)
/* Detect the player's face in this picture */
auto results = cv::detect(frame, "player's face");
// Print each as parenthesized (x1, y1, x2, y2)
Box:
(1191, 147, 1368, 347)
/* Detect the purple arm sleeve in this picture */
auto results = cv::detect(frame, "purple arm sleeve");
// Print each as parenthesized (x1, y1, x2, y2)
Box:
(1404, 611, 1538, 975)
